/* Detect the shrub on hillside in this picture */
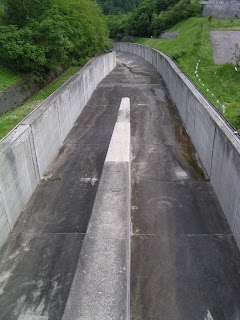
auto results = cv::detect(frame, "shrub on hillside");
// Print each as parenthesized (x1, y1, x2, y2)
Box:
(0, 0, 111, 80)
(152, 0, 202, 36)
(107, 13, 131, 40)
(54, 0, 111, 62)
(109, 0, 202, 38)
(0, 9, 73, 80)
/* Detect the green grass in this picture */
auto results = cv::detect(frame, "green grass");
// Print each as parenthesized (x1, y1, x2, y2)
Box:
(0, 66, 80, 140)
(0, 65, 22, 91)
(134, 17, 240, 130)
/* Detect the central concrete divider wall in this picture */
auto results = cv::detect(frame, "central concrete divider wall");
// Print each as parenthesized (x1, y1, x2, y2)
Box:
(114, 42, 240, 250)
(62, 97, 131, 320)
(0, 52, 116, 249)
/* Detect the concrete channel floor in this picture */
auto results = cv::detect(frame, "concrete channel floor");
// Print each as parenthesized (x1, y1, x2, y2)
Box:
(0, 52, 240, 319)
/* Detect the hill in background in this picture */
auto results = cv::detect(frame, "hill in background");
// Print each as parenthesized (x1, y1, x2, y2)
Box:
(96, 0, 143, 15)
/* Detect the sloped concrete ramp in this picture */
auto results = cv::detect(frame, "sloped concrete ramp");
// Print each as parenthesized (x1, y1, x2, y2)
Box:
(1, 53, 240, 319)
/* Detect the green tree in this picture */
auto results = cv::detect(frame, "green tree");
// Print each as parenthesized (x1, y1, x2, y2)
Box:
(0, 0, 112, 79)
(152, 0, 201, 36)
(1, 0, 54, 27)
(107, 13, 131, 39)
(128, 0, 155, 36)
(0, 11, 73, 79)
(54, 0, 111, 62)
(154, 0, 178, 14)
(96, 0, 143, 15)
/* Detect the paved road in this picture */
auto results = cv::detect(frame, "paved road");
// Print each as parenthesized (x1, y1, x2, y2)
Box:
(211, 31, 240, 65)
(1, 52, 240, 319)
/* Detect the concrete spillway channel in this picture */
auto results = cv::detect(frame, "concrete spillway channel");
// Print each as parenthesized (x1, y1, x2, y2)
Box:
(1, 52, 240, 319)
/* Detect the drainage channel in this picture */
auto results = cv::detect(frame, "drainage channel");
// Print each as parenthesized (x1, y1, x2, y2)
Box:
(0, 82, 121, 320)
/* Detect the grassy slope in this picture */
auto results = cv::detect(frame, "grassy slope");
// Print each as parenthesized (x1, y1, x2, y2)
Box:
(0, 65, 22, 91)
(0, 1, 23, 90)
(134, 17, 240, 130)
(0, 66, 80, 140)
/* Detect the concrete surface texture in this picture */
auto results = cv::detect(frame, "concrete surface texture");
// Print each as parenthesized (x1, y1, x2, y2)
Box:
(211, 30, 240, 64)
(159, 32, 179, 39)
(62, 97, 130, 320)
(118, 52, 240, 320)
(1, 51, 240, 319)
(0, 62, 124, 319)
(202, 2, 240, 18)
(114, 42, 240, 253)
(0, 70, 63, 117)
(0, 52, 116, 249)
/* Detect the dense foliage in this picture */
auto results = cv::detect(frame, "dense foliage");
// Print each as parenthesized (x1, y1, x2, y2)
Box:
(108, 0, 202, 39)
(96, 0, 143, 15)
(0, 0, 111, 80)
(55, 0, 111, 64)
(151, 0, 202, 36)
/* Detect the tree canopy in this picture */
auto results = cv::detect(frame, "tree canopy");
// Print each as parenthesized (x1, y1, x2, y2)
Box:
(54, 0, 111, 63)
(107, 0, 202, 39)
(96, 0, 143, 15)
(0, 0, 111, 80)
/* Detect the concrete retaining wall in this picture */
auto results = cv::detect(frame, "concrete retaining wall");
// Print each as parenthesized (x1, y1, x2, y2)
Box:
(114, 42, 240, 249)
(0, 69, 64, 117)
(0, 52, 116, 249)
(202, 3, 240, 18)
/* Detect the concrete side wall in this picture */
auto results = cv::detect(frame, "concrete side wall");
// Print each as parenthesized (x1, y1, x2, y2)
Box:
(0, 52, 116, 249)
(114, 42, 240, 249)
(0, 83, 41, 117)
(0, 70, 63, 117)
(202, 3, 240, 18)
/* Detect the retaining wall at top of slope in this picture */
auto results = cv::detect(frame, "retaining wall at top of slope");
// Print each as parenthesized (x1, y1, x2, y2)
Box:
(114, 42, 240, 250)
(0, 52, 116, 250)
(202, 3, 240, 18)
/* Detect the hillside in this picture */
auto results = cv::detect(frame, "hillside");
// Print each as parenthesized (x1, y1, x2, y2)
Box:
(134, 17, 240, 130)
(0, 0, 111, 139)
(96, 0, 143, 14)
(0, 0, 110, 89)
(107, 0, 202, 39)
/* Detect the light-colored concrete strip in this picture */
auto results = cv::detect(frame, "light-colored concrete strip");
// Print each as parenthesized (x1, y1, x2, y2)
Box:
(106, 97, 130, 163)
(18, 316, 48, 320)
(62, 98, 131, 320)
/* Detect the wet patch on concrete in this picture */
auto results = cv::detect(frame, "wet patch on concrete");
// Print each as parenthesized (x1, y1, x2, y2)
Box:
(174, 124, 207, 180)
(131, 180, 230, 235)
(0, 233, 84, 320)
(131, 85, 206, 182)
